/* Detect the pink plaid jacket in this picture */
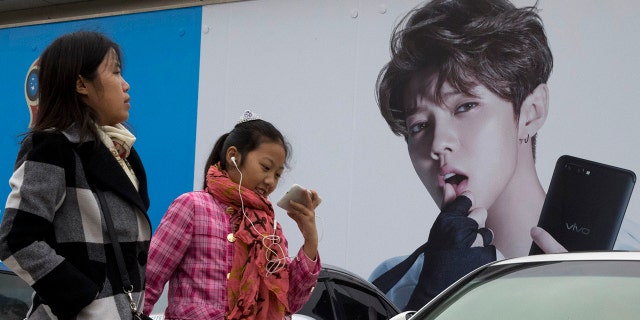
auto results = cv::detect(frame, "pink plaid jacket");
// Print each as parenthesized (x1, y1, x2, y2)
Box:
(143, 190, 320, 319)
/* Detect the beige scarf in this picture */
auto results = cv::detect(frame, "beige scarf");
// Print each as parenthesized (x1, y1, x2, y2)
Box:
(97, 124, 139, 190)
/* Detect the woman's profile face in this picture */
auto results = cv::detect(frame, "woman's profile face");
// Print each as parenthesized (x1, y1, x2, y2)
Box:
(80, 49, 131, 126)
(403, 71, 520, 210)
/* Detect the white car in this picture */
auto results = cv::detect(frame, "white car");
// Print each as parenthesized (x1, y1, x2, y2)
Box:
(390, 251, 640, 320)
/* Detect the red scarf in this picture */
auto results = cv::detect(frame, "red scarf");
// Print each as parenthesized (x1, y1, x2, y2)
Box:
(205, 164, 290, 320)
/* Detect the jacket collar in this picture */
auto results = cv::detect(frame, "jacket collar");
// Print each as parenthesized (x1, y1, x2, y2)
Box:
(63, 126, 150, 214)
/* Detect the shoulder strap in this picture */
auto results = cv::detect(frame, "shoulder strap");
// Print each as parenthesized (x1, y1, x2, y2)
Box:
(96, 189, 146, 317)
(372, 241, 429, 293)
(96, 189, 132, 289)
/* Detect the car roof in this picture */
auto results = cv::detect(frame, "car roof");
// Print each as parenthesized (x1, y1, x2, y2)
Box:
(318, 264, 372, 283)
(491, 251, 640, 266)
(408, 251, 640, 318)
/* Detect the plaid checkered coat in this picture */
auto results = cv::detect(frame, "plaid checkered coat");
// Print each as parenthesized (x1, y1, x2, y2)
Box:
(0, 127, 151, 319)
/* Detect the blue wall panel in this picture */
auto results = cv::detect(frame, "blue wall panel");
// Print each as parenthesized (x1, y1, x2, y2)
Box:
(0, 7, 202, 230)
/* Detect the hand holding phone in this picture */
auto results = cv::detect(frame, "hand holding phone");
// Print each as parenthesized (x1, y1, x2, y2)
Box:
(530, 155, 636, 255)
(530, 226, 567, 254)
(277, 184, 322, 211)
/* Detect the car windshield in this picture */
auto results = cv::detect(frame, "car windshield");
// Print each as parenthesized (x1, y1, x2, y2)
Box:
(415, 260, 640, 320)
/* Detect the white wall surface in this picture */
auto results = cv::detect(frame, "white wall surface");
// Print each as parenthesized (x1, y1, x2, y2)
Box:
(195, 0, 640, 279)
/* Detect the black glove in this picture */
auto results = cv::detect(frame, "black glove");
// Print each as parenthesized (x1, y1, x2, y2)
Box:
(405, 195, 496, 311)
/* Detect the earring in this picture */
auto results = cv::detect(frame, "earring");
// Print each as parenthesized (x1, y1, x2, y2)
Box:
(519, 134, 530, 144)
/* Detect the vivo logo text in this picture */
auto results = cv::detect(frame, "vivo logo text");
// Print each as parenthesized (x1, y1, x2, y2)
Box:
(565, 222, 590, 235)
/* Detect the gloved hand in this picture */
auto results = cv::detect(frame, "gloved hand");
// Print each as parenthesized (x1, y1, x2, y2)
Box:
(425, 191, 493, 250)
(405, 190, 496, 311)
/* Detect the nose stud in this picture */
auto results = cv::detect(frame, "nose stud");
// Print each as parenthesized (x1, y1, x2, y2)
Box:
(430, 151, 439, 161)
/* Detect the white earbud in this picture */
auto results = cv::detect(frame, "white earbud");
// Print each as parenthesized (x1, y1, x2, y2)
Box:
(231, 156, 238, 168)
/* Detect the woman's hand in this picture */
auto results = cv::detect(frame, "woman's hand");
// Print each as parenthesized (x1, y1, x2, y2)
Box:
(286, 188, 321, 260)
(530, 226, 567, 254)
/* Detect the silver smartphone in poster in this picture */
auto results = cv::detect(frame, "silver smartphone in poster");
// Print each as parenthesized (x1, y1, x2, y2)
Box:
(530, 155, 636, 255)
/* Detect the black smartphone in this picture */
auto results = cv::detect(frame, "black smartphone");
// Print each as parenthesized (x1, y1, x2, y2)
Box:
(530, 155, 636, 255)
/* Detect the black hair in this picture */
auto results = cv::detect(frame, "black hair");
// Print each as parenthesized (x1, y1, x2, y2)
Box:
(202, 119, 291, 188)
(32, 30, 123, 142)
(376, 0, 552, 154)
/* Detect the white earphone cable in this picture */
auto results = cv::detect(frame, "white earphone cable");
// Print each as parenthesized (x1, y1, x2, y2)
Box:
(232, 158, 286, 276)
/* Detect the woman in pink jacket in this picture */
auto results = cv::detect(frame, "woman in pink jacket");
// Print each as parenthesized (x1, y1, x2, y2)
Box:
(144, 111, 321, 320)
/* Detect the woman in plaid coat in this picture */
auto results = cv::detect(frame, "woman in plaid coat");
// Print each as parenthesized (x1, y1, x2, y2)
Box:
(0, 31, 151, 319)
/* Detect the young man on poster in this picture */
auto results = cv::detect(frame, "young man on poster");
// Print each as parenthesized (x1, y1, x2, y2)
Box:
(368, 0, 640, 311)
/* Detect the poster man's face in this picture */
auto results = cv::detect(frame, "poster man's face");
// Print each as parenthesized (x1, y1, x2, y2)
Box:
(403, 72, 520, 211)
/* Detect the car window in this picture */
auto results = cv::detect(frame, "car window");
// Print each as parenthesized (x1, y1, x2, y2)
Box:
(296, 281, 334, 320)
(331, 279, 395, 320)
(0, 270, 32, 320)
